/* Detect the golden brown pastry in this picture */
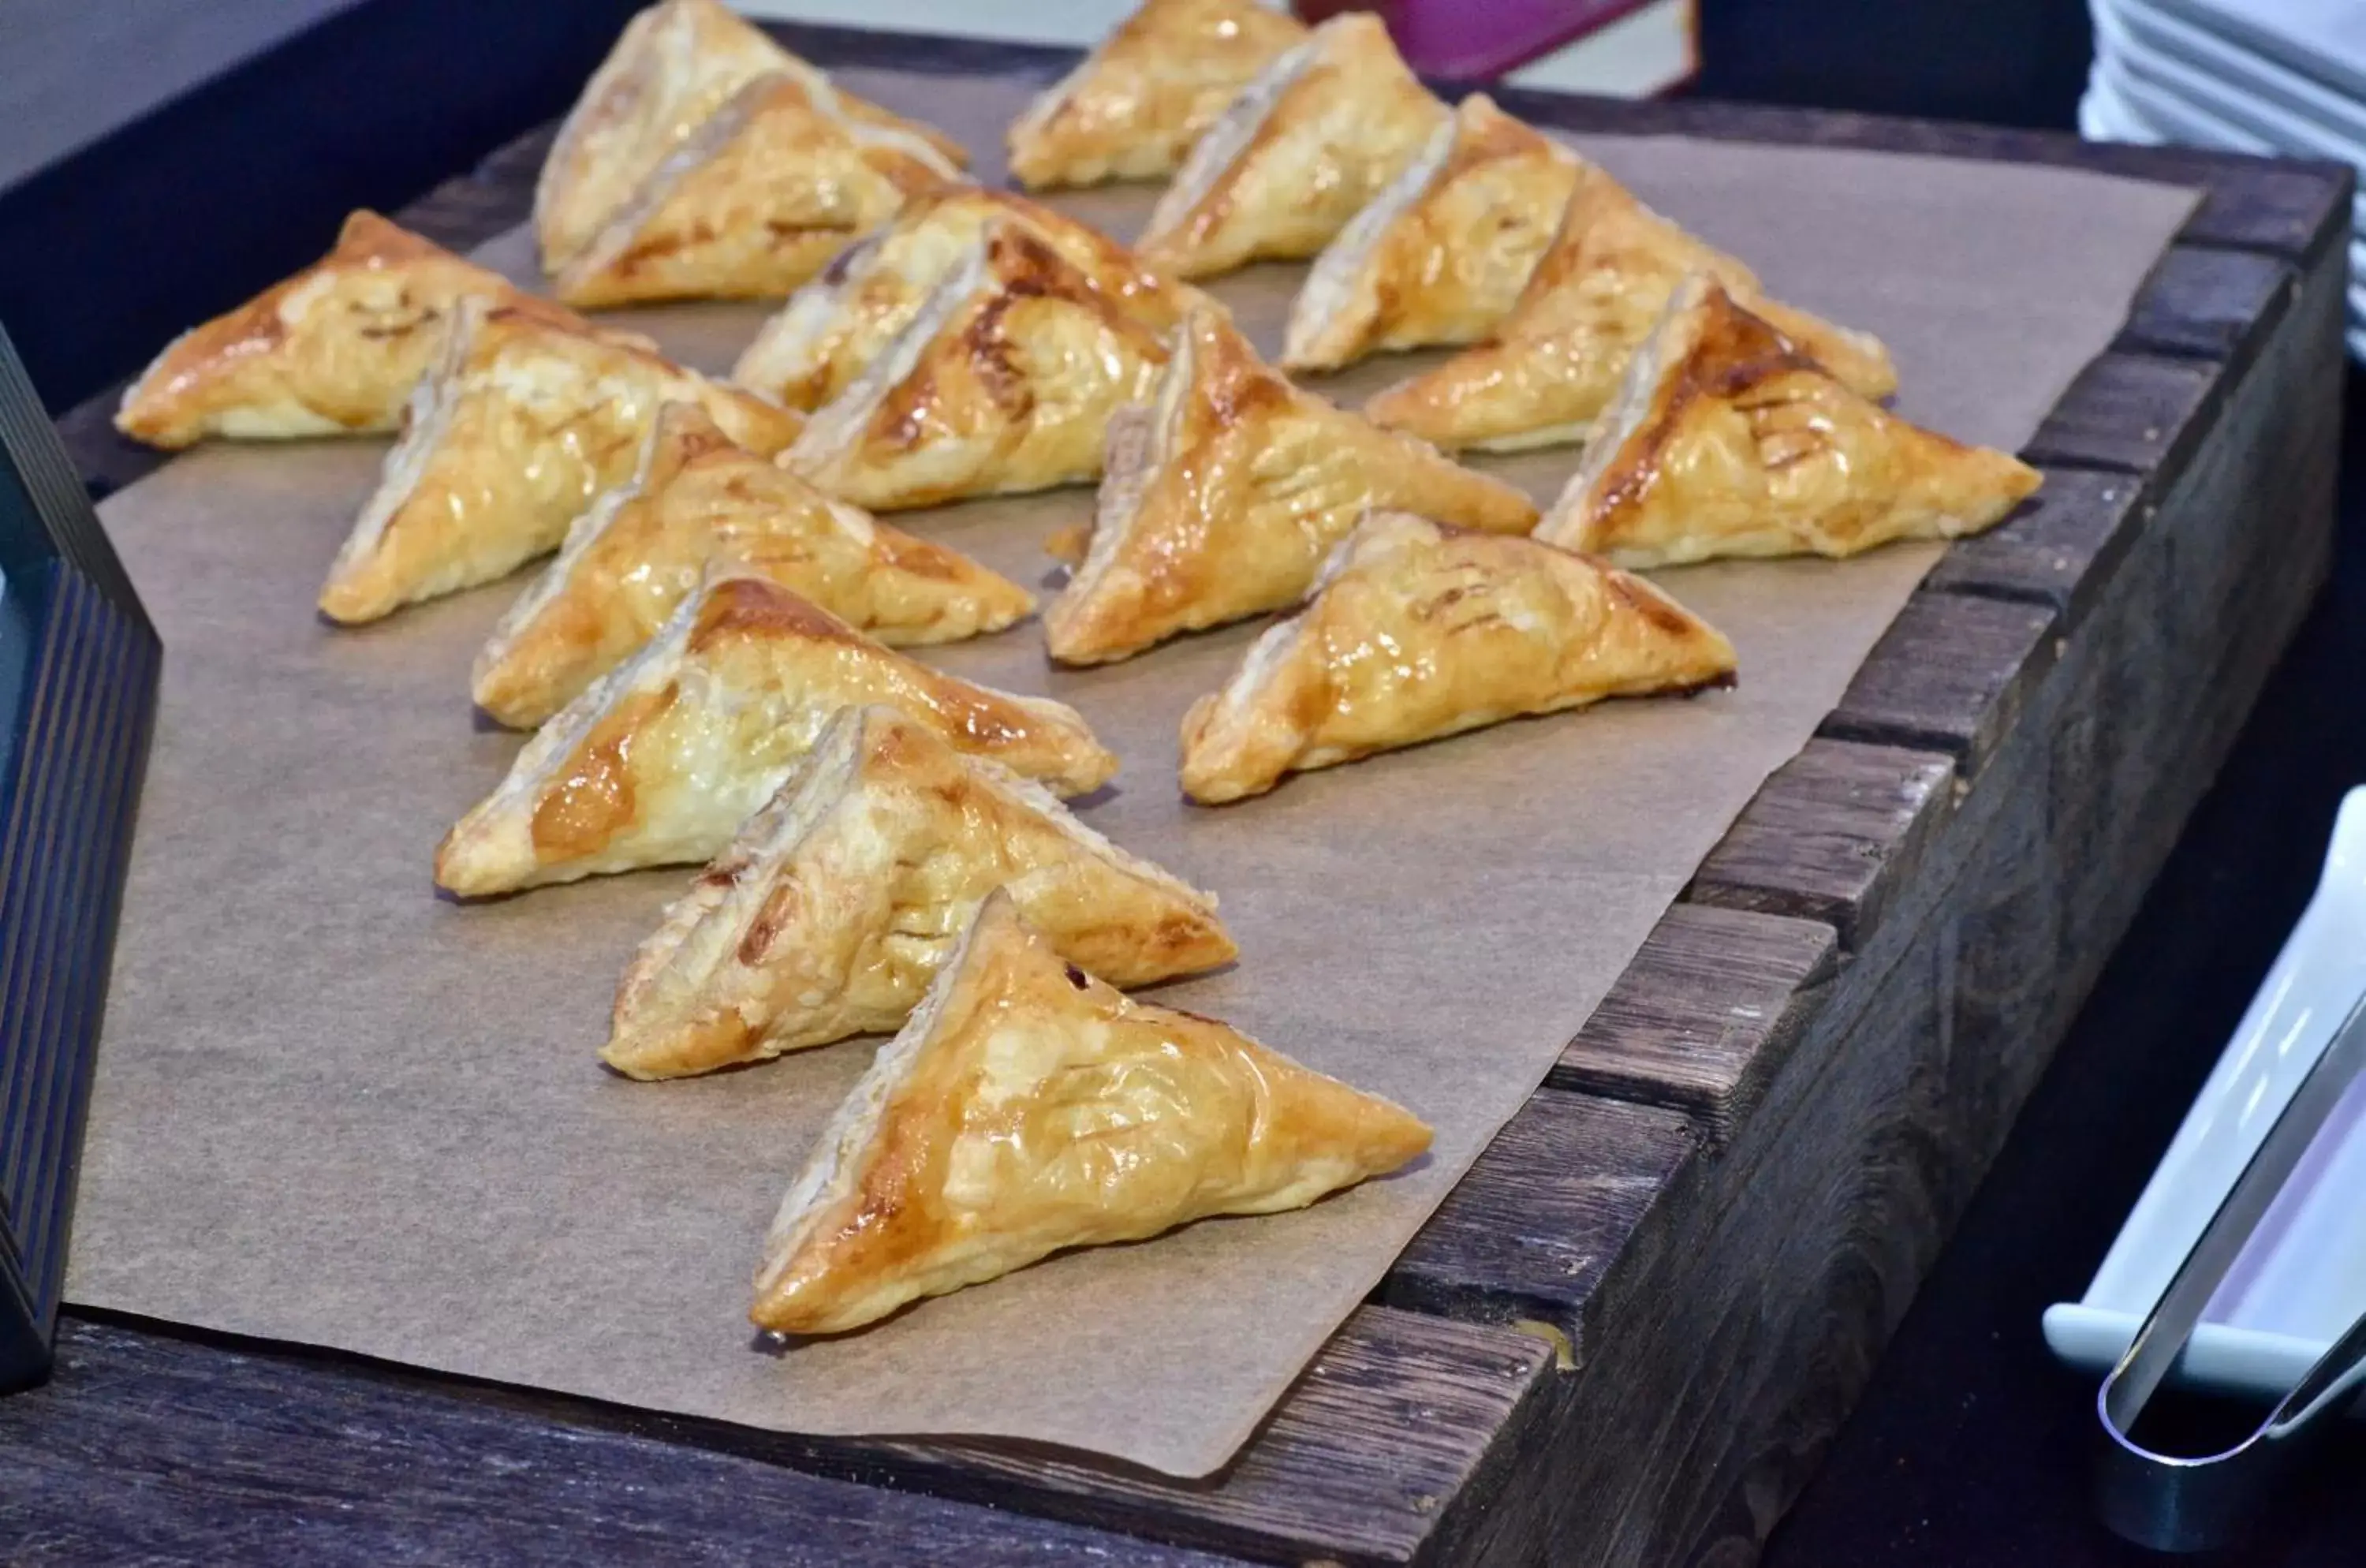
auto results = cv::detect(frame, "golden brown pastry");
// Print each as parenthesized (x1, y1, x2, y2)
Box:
(732, 186, 1194, 413)
(1181, 512, 1737, 802)
(606, 704, 1235, 1080)
(535, 0, 963, 274)
(1134, 13, 1446, 279)
(1044, 304, 1539, 666)
(472, 402, 1032, 729)
(752, 889, 1428, 1335)
(1536, 275, 2041, 567)
(1364, 159, 1898, 452)
(436, 570, 1114, 897)
(1006, 0, 1308, 190)
(113, 211, 612, 450)
(553, 73, 957, 308)
(782, 224, 1171, 510)
(319, 301, 800, 625)
(1282, 95, 1580, 372)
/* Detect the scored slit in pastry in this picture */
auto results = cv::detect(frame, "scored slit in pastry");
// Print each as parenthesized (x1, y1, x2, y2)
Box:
(782, 223, 1171, 510)
(752, 889, 1429, 1335)
(1180, 511, 1739, 803)
(534, 0, 964, 274)
(471, 401, 1033, 730)
(1133, 13, 1446, 279)
(1043, 304, 1538, 666)
(604, 704, 1235, 1080)
(1535, 274, 2042, 567)
(552, 72, 958, 308)
(1005, 0, 1308, 190)
(435, 569, 1114, 898)
(113, 211, 622, 450)
(1364, 159, 1898, 453)
(733, 186, 1197, 413)
(318, 299, 801, 625)
(1282, 95, 1581, 373)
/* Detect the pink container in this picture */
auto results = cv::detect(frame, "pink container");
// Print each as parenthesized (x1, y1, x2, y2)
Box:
(1294, 0, 1677, 82)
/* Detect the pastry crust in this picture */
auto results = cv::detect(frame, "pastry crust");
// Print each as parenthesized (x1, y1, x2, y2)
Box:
(554, 73, 957, 308)
(435, 570, 1114, 897)
(1364, 160, 1898, 453)
(534, 0, 964, 273)
(1535, 275, 2042, 567)
(1043, 304, 1539, 666)
(732, 186, 1194, 413)
(319, 301, 800, 625)
(752, 890, 1428, 1335)
(1006, 0, 1308, 191)
(782, 224, 1171, 510)
(1282, 95, 1580, 372)
(471, 401, 1032, 729)
(1181, 512, 1738, 802)
(605, 704, 1234, 1079)
(1135, 13, 1446, 279)
(113, 211, 610, 450)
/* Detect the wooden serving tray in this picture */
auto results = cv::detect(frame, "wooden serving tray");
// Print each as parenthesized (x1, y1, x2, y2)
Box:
(21, 23, 2355, 1566)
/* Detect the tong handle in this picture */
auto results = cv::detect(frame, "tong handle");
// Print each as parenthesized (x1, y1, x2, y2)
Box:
(2095, 987, 2366, 1551)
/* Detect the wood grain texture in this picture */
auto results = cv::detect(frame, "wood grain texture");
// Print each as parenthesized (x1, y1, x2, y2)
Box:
(1821, 591, 2060, 777)
(3, 1319, 1244, 1568)
(2118, 246, 2297, 364)
(1547, 905, 1839, 1146)
(1921, 467, 2149, 628)
(1385, 1090, 1697, 1357)
(2021, 350, 2224, 476)
(1689, 740, 1957, 950)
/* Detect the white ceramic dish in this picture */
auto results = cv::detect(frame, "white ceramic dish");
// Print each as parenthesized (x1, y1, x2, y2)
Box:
(2045, 790, 2366, 1406)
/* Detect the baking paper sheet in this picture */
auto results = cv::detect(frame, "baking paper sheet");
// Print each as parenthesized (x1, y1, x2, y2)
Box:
(65, 66, 2198, 1477)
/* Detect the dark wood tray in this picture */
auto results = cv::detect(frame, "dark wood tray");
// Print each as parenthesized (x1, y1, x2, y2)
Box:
(17, 23, 2355, 1566)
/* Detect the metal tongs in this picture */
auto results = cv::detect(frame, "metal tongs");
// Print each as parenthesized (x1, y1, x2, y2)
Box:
(2095, 986, 2366, 1551)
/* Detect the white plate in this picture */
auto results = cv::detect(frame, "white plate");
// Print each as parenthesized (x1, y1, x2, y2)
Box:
(2114, 0, 2366, 152)
(2045, 790, 2366, 1404)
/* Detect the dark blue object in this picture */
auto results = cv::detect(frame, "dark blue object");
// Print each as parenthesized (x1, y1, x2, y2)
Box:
(0, 325, 158, 1392)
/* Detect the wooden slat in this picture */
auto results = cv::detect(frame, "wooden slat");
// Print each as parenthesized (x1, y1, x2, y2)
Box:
(1821, 592, 2060, 778)
(1921, 468, 2148, 629)
(2117, 245, 2297, 364)
(1385, 1090, 1696, 1357)
(1548, 905, 1840, 1146)
(6, 1320, 1241, 1568)
(1689, 740, 1956, 950)
(826, 1309, 1553, 1567)
(2021, 350, 2223, 476)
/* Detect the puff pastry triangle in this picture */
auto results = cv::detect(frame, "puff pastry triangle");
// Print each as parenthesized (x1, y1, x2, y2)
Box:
(1536, 275, 2042, 567)
(1282, 95, 1581, 372)
(605, 704, 1235, 1080)
(114, 211, 618, 450)
(1364, 160, 1898, 452)
(1044, 304, 1539, 665)
(1006, 0, 1308, 190)
(783, 224, 1171, 510)
(1181, 512, 1738, 801)
(436, 570, 1114, 897)
(752, 889, 1429, 1335)
(472, 401, 1033, 729)
(553, 73, 957, 308)
(319, 300, 800, 625)
(1134, 13, 1446, 279)
(735, 186, 1195, 413)
(535, 0, 963, 273)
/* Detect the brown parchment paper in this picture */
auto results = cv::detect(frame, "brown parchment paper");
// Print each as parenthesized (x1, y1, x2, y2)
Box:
(63, 65, 2200, 1479)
